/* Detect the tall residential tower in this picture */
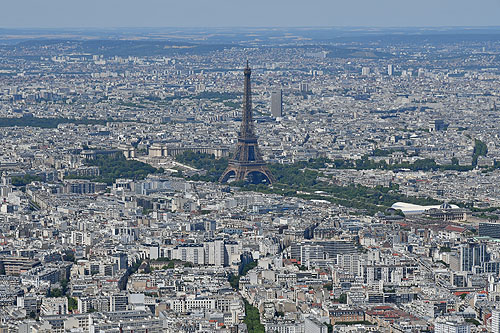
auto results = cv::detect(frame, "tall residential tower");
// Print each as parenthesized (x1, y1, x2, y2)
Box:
(271, 89, 283, 118)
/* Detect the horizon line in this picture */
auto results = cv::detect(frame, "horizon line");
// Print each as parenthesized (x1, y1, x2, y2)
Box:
(1, 25, 500, 31)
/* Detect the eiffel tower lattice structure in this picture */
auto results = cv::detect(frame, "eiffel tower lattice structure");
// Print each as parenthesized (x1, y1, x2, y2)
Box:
(219, 62, 275, 185)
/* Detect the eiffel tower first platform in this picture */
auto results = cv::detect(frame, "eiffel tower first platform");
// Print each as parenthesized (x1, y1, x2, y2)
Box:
(219, 62, 275, 185)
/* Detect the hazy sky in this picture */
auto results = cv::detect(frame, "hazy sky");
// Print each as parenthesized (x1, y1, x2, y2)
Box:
(1, 0, 500, 28)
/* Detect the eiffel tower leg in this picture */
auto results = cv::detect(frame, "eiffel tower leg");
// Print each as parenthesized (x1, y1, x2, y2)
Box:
(261, 170, 275, 185)
(219, 169, 236, 183)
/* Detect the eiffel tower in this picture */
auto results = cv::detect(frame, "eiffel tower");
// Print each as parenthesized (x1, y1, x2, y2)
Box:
(219, 62, 275, 185)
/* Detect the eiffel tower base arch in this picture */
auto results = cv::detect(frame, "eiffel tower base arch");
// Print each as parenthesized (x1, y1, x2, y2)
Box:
(219, 164, 275, 185)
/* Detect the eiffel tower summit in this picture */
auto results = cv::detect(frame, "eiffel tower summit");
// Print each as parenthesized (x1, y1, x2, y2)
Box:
(219, 62, 275, 185)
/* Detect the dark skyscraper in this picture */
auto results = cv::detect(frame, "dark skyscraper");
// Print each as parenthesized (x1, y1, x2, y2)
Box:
(219, 62, 275, 185)
(271, 89, 283, 118)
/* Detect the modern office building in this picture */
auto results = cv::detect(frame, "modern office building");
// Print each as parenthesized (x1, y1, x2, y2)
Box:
(0, 257, 41, 276)
(290, 240, 358, 265)
(460, 242, 488, 272)
(479, 222, 500, 239)
(109, 294, 128, 312)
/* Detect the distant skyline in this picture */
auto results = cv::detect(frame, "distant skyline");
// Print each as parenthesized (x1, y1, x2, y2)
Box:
(1, 0, 500, 29)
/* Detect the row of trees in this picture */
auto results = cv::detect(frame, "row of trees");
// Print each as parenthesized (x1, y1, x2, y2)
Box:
(11, 153, 162, 187)
(243, 299, 265, 333)
(336, 156, 477, 172)
(175, 147, 496, 181)
(72, 154, 162, 185)
(229, 260, 258, 290)
(472, 138, 488, 166)
(175, 152, 441, 215)
(11, 174, 42, 186)
(46, 278, 78, 314)
(0, 117, 107, 128)
(227, 259, 264, 333)
(175, 151, 228, 182)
